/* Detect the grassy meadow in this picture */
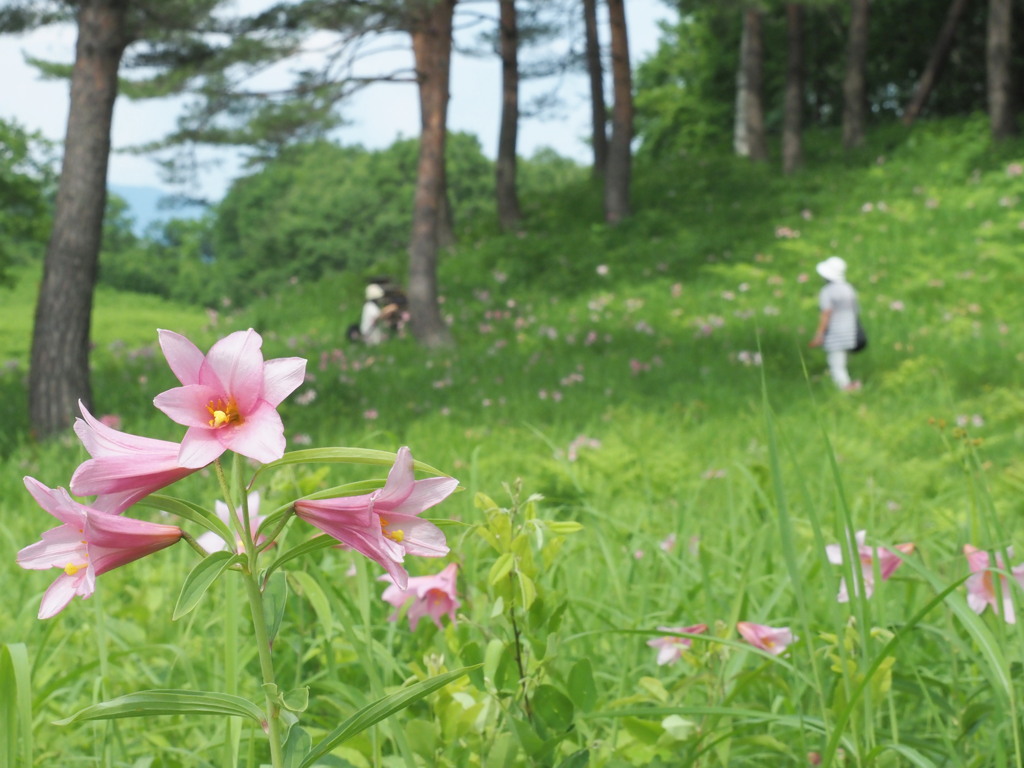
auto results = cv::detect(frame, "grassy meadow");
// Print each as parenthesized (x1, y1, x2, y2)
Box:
(3, 115, 1024, 766)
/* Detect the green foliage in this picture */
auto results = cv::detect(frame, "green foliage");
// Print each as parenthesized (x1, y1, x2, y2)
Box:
(3, 117, 1024, 765)
(207, 132, 493, 304)
(635, 0, 1024, 159)
(0, 118, 53, 282)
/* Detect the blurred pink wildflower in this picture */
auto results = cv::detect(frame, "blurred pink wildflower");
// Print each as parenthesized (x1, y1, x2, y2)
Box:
(737, 622, 797, 655)
(825, 530, 914, 602)
(647, 624, 708, 666)
(70, 402, 197, 514)
(18, 478, 182, 619)
(964, 544, 1024, 624)
(153, 329, 306, 468)
(380, 562, 460, 630)
(293, 447, 456, 588)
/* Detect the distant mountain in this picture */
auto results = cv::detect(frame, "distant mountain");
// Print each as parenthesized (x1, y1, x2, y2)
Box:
(109, 184, 208, 236)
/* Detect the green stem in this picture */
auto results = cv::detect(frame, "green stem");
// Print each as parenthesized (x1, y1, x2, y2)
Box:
(242, 568, 286, 768)
(220, 454, 285, 767)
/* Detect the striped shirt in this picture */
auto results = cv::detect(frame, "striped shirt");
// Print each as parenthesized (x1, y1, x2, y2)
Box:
(819, 281, 859, 352)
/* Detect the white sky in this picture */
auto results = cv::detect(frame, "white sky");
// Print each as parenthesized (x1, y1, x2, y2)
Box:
(0, 0, 672, 200)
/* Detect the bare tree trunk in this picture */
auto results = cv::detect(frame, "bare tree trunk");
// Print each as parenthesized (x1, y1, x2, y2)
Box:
(583, 0, 608, 177)
(987, 0, 1016, 139)
(408, 0, 455, 348)
(743, 7, 768, 162)
(782, 3, 804, 174)
(842, 0, 869, 149)
(496, 0, 522, 231)
(604, 0, 632, 224)
(29, 0, 129, 439)
(902, 0, 972, 126)
(733, 7, 750, 156)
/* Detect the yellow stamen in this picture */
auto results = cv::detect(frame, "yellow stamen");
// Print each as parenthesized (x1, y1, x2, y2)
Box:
(379, 516, 405, 543)
(207, 397, 242, 428)
(64, 562, 82, 576)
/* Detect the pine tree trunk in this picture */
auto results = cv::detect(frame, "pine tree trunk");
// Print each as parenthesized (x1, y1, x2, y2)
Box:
(29, 0, 129, 439)
(583, 0, 608, 177)
(987, 0, 1016, 139)
(408, 0, 455, 348)
(902, 0, 972, 126)
(604, 0, 632, 224)
(496, 0, 522, 231)
(733, 8, 750, 156)
(743, 7, 768, 162)
(782, 3, 804, 174)
(842, 0, 869, 149)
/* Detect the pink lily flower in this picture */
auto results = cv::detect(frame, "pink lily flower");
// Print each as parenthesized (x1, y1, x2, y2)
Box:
(646, 624, 708, 666)
(69, 401, 197, 514)
(964, 544, 1024, 624)
(18, 477, 183, 619)
(293, 446, 456, 588)
(737, 622, 797, 655)
(825, 530, 915, 602)
(196, 491, 267, 554)
(379, 562, 461, 630)
(153, 329, 306, 468)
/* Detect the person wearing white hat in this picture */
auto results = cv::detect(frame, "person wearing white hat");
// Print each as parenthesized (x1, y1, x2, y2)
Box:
(360, 283, 387, 346)
(809, 256, 861, 391)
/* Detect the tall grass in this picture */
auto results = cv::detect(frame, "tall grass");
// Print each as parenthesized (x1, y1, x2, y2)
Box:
(2, 116, 1024, 765)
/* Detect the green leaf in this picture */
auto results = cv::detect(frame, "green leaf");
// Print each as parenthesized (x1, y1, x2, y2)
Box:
(557, 750, 590, 768)
(875, 743, 937, 768)
(283, 726, 312, 768)
(254, 447, 449, 482)
(509, 715, 548, 758)
(518, 572, 537, 611)
(299, 665, 479, 768)
(545, 521, 583, 535)
(533, 684, 574, 733)
(0, 643, 32, 768)
(288, 570, 334, 639)
(474, 492, 499, 512)
(460, 642, 485, 689)
(266, 536, 338, 579)
(263, 571, 289, 645)
(488, 552, 515, 585)
(54, 690, 265, 726)
(173, 551, 241, 620)
(483, 638, 507, 690)
(138, 495, 233, 542)
(568, 658, 597, 713)
(282, 687, 310, 713)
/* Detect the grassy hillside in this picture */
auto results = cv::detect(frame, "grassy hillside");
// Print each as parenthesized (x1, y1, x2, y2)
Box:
(3, 115, 1024, 766)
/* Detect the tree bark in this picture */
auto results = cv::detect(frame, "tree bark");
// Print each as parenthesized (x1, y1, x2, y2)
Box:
(408, 0, 455, 348)
(842, 0, 869, 149)
(29, 0, 130, 439)
(496, 0, 522, 231)
(733, 7, 750, 156)
(583, 0, 608, 177)
(987, 0, 1016, 139)
(743, 7, 768, 162)
(782, 3, 804, 174)
(604, 0, 632, 224)
(902, 0, 972, 126)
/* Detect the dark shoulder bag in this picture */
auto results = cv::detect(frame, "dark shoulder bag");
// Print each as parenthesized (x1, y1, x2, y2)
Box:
(851, 316, 868, 353)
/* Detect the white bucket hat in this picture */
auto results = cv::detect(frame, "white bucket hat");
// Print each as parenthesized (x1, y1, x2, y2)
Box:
(815, 256, 847, 282)
(365, 284, 385, 301)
